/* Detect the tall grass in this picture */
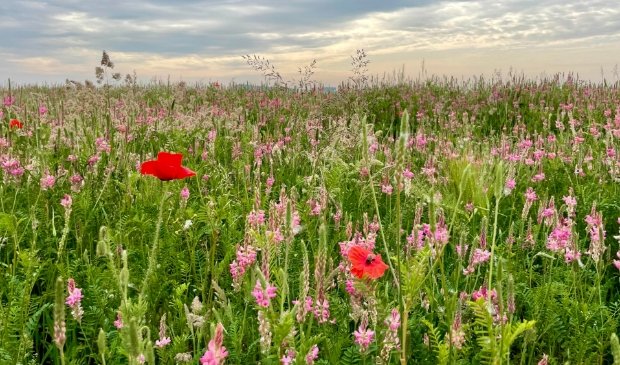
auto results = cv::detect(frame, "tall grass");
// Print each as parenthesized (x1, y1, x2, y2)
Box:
(1, 73, 619, 364)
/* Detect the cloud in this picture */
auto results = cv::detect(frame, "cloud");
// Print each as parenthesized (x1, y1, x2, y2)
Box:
(0, 0, 619, 85)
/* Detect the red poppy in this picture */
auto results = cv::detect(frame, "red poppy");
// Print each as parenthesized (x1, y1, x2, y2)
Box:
(140, 152, 196, 181)
(348, 245, 389, 280)
(9, 119, 23, 129)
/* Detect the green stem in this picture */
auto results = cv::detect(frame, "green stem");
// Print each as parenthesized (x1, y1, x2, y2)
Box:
(487, 195, 501, 294)
(139, 190, 170, 298)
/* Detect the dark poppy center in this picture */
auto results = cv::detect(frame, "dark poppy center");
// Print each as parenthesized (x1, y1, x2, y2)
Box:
(365, 254, 376, 265)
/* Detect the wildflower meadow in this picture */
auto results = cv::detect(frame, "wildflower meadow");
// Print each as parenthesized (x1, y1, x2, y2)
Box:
(1, 56, 620, 364)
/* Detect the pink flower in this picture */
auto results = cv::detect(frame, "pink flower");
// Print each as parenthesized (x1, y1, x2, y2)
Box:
(353, 320, 375, 353)
(281, 349, 295, 365)
(95, 137, 111, 153)
(471, 286, 496, 302)
(155, 337, 171, 348)
(40, 174, 56, 190)
(564, 248, 581, 264)
(247, 210, 266, 227)
(562, 195, 577, 208)
(305, 345, 319, 364)
(60, 194, 72, 209)
(65, 278, 84, 321)
(386, 308, 401, 332)
(531, 172, 545, 182)
(252, 280, 277, 307)
(504, 178, 516, 195)
(381, 181, 393, 195)
(200, 323, 228, 365)
(155, 314, 171, 348)
(180, 186, 190, 201)
(229, 244, 257, 289)
(524, 187, 537, 203)
(114, 312, 124, 329)
(3, 95, 15, 106)
(65, 279, 82, 306)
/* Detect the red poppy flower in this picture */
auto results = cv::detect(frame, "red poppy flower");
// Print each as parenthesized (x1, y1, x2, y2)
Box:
(348, 245, 389, 280)
(140, 152, 196, 181)
(9, 119, 23, 129)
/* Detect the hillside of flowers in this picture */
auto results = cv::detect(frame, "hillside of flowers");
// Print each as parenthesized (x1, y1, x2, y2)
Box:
(1, 72, 620, 364)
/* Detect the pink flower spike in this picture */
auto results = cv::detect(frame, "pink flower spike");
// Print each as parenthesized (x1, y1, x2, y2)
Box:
(155, 337, 171, 348)
(200, 323, 228, 365)
(60, 194, 72, 209)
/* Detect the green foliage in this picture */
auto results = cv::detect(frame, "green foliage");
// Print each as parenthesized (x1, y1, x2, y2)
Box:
(1, 77, 620, 364)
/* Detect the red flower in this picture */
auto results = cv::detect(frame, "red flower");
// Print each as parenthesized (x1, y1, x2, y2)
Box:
(348, 245, 389, 280)
(140, 152, 196, 181)
(9, 119, 23, 129)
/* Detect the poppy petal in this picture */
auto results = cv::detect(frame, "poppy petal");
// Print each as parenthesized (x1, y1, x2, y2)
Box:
(365, 256, 389, 279)
(348, 246, 370, 267)
(351, 266, 365, 279)
(178, 166, 196, 179)
(157, 152, 183, 166)
(140, 160, 159, 176)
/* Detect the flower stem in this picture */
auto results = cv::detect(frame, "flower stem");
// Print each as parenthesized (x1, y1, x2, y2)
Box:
(140, 190, 170, 298)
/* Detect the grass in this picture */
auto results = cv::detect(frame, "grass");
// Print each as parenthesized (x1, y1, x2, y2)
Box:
(1, 72, 620, 364)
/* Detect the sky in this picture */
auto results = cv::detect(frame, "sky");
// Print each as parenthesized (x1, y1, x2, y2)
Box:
(1, 0, 619, 86)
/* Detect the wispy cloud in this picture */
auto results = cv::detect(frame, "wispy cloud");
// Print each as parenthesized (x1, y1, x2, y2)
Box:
(1, 0, 619, 84)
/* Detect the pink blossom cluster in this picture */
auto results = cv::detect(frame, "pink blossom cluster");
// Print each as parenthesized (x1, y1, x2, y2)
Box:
(247, 209, 266, 227)
(95, 137, 111, 153)
(280, 349, 296, 365)
(379, 308, 401, 362)
(463, 248, 491, 276)
(450, 312, 466, 349)
(114, 312, 124, 329)
(406, 220, 449, 251)
(229, 244, 257, 289)
(353, 318, 375, 353)
(155, 314, 171, 348)
(0, 156, 25, 177)
(546, 221, 572, 252)
(252, 279, 277, 307)
(3, 95, 15, 106)
(66, 278, 84, 321)
(471, 286, 507, 324)
(60, 194, 72, 209)
(305, 345, 319, 364)
(585, 207, 606, 262)
(200, 323, 228, 365)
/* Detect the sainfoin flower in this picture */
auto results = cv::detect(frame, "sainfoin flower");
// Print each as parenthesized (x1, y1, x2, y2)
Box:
(114, 312, 124, 329)
(348, 245, 389, 279)
(200, 323, 228, 365)
(40, 173, 56, 190)
(66, 278, 84, 321)
(60, 194, 72, 209)
(155, 313, 171, 348)
(140, 152, 195, 181)
(353, 318, 375, 353)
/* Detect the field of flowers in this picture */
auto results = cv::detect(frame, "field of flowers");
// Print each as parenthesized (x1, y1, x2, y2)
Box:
(1, 73, 620, 364)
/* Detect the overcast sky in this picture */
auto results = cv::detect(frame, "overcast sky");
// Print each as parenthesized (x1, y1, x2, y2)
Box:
(1, 0, 619, 86)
